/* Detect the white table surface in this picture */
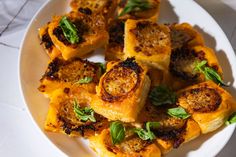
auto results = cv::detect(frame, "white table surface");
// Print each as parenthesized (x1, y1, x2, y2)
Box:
(0, 0, 235, 156)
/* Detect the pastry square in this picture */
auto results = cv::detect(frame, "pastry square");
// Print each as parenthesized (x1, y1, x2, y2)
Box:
(91, 58, 151, 122)
(38, 57, 101, 97)
(156, 119, 200, 154)
(124, 19, 171, 70)
(163, 45, 223, 90)
(48, 12, 108, 60)
(70, 0, 117, 20)
(118, 0, 160, 21)
(44, 87, 108, 137)
(137, 103, 200, 154)
(89, 129, 161, 157)
(38, 23, 61, 60)
(169, 23, 204, 50)
(147, 67, 163, 87)
(177, 81, 234, 134)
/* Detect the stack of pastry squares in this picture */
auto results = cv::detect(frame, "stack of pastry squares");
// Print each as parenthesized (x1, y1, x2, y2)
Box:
(37, 0, 236, 157)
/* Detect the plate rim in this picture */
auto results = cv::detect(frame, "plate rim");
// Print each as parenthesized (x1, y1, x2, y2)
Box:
(181, 0, 236, 155)
(18, 0, 236, 156)
(18, 0, 66, 156)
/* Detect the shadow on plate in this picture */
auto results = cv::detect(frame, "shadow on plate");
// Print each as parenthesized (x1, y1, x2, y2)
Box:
(159, 0, 179, 23)
(194, 0, 236, 52)
(216, 127, 236, 157)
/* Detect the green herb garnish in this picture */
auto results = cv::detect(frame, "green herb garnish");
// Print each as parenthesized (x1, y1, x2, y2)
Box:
(167, 107, 190, 119)
(149, 85, 176, 106)
(59, 16, 79, 44)
(73, 99, 96, 122)
(194, 60, 228, 86)
(110, 121, 125, 145)
(226, 112, 236, 125)
(96, 62, 106, 75)
(75, 77, 93, 84)
(133, 128, 152, 140)
(133, 122, 159, 140)
(119, 0, 151, 17)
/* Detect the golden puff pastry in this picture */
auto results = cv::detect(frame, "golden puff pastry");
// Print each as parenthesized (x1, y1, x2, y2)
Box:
(48, 11, 108, 60)
(105, 19, 125, 61)
(163, 45, 223, 90)
(70, 0, 117, 20)
(91, 58, 151, 122)
(45, 87, 109, 137)
(157, 119, 200, 154)
(147, 67, 163, 87)
(118, 0, 160, 21)
(136, 103, 200, 154)
(136, 103, 184, 154)
(177, 81, 234, 134)
(38, 23, 61, 60)
(38, 57, 101, 97)
(89, 129, 161, 157)
(168, 23, 204, 50)
(124, 19, 171, 70)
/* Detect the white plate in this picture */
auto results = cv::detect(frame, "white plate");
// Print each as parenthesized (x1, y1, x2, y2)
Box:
(19, 0, 236, 156)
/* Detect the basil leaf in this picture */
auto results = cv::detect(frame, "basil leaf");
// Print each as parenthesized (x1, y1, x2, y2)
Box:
(194, 60, 228, 86)
(73, 99, 96, 122)
(146, 122, 160, 131)
(167, 107, 190, 119)
(134, 122, 159, 141)
(145, 122, 159, 140)
(149, 85, 176, 106)
(133, 128, 151, 140)
(119, 0, 151, 17)
(110, 121, 125, 145)
(226, 112, 236, 125)
(96, 62, 106, 75)
(75, 77, 93, 84)
(59, 16, 79, 44)
(204, 67, 228, 86)
(194, 60, 207, 73)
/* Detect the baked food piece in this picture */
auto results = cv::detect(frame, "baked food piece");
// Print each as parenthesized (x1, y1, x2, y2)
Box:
(168, 23, 204, 50)
(118, 0, 160, 21)
(91, 58, 151, 122)
(38, 57, 101, 97)
(147, 67, 163, 87)
(137, 103, 200, 154)
(38, 23, 61, 60)
(156, 119, 200, 154)
(105, 19, 125, 61)
(124, 19, 171, 70)
(163, 45, 223, 90)
(70, 0, 117, 20)
(48, 11, 108, 60)
(161, 23, 205, 90)
(44, 87, 108, 137)
(89, 129, 161, 157)
(177, 81, 234, 134)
